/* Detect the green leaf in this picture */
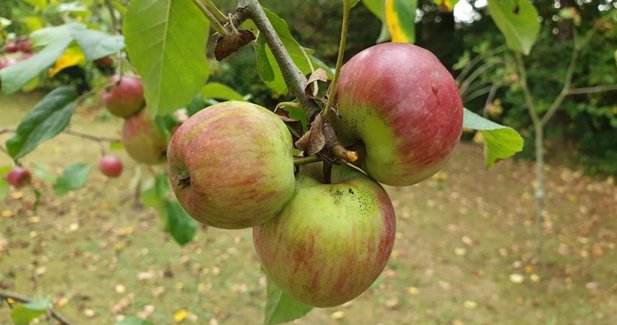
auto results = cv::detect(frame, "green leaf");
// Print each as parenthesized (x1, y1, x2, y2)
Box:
(11, 298, 51, 325)
(201, 82, 244, 101)
(34, 164, 55, 183)
(363, 0, 385, 20)
(1, 25, 73, 95)
(263, 8, 311, 74)
(488, 0, 540, 55)
(140, 172, 171, 208)
(264, 277, 313, 325)
(164, 200, 197, 246)
(463, 108, 524, 167)
(349, 0, 361, 8)
(53, 163, 91, 195)
(154, 114, 179, 139)
(0, 178, 8, 199)
(254, 36, 275, 82)
(5, 87, 78, 160)
(385, 0, 417, 43)
(186, 95, 208, 116)
(123, 0, 210, 116)
(70, 25, 125, 61)
(115, 317, 155, 325)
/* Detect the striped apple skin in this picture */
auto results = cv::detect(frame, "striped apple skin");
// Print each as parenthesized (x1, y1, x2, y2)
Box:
(253, 164, 395, 307)
(332, 42, 463, 186)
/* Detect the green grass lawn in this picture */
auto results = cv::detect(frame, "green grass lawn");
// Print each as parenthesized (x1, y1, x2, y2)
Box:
(1, 93, 616, 325)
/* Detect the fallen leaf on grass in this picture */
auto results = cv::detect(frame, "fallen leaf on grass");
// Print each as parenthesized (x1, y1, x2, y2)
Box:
(174, 309, 188, 323)
(509, 274, 524, 284)
(331, 311, 345, 320)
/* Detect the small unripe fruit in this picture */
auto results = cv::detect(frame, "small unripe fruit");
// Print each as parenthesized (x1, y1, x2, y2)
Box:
(98, 155, 123, 177)
(5, 167, 31, 188)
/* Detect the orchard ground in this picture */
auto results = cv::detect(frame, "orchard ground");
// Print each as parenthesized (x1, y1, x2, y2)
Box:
(1, 93, 616, 325)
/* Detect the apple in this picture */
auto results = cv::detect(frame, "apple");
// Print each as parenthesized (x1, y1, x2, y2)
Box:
(5, 167, 32, 188)
(101, 74, 145, 118)
(99, 155, 123, 177)
(167, 101, 295, 229)
(331, 42, 463, 186)
(17, 39, 32, 53)
(253, 163, 396, 307)
(122, 110, 168, 165)
(4, 42, 18, 53)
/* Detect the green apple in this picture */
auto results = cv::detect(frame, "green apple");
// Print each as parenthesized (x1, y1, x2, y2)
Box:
(167, 101, 295, 229)
(331, 42, 463, 186)
(253, 163, 396, 307)
(122, 109, 168, 165)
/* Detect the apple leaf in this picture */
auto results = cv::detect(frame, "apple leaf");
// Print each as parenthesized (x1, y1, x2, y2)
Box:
(11, 298, 51, 325)
(433, 0, 459, 12)
(70, 24, 125, 61)
(123, 0, 210, 116)
(463, 108, 524, 168)
(363, 0, 385, 20)
(263, 8, 311, 74)
(164, 200, 197, 246)
(5, 87, 78, 160)
(0, 25, 73, 95)
(140, 172, 171, 208)
(53, 163, 91, 195)
(349, 0, 361, 7)
(264, 277, 313, 325)
(488, 0, 540, 55)
(201, 82, 245, 101)
(385, 0, 417, 43)
(115, 317, 155, 325)
(254, 36, 275, 83)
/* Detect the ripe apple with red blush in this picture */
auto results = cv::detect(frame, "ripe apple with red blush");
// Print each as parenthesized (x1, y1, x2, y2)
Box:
(331, 42, 463, 186)
(4, 42, 18, 53)
(167, 101, 295, 229)
(101, 74, 145, 118)
(17, 39, 32, 53)
(99, 155, 123, 177)
(122, 109, 168, 165)
(253, 163, 395, 307)
(5, 167, 32, 188)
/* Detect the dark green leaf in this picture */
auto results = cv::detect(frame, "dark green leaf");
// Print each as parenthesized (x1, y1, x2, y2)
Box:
(5, 87, 78, 160)
(164, 200, 197, 246)
(201, 82, 245, 101)
(254, 35, 275, 82)
(1, 25, 73, 95)
(70, 25, 125, 61)
(263, 8, 311, 74)
(11, 298, 51, 325)
(115, 316, 155, 325)
(140, 172, 171, 208)
(123, 0, 210, 115)
(186, 95, 208, 117)
(463, 108, 524, 167)
(488, 0, 540, 55)
(53, 163, 91, 195)
(264, 277, 313, 324)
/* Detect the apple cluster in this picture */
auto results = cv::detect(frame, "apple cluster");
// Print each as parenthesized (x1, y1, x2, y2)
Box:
(1, 38, 35, 70)
(99, 74, 168, 177)
(167, 43, 462, 307)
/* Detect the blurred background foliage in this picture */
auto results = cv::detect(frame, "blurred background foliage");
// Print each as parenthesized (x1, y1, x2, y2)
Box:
(2, 0, 617, 174)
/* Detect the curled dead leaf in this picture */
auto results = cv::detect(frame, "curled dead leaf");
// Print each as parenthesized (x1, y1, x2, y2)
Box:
(214, 30, 256, 61)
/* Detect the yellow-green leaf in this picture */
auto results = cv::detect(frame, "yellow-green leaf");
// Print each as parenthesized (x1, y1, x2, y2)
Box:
(385, 0, 417, 43)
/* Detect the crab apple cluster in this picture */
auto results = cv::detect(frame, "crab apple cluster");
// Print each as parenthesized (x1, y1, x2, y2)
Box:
(166, 42, 462, 307)
(100, 74, 167, 166)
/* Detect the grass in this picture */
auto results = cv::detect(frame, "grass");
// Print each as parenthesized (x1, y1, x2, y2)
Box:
(1, 93, 616, 325)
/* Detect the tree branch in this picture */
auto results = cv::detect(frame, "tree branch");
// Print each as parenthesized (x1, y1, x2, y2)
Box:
(0, 128, 120, 143)
(567, 84, 617, 95)
(238, 0, 321, 117)
(0, 290, 75, 325)
(540, 46, 579, 126)
(514, 53, 541, 127)
(323, 0, 351, 114)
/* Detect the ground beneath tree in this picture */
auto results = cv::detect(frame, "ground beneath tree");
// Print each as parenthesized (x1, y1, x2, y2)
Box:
(1, 93, 616, 325)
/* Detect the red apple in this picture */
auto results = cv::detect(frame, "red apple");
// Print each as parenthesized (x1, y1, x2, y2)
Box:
(122, 109, 168, 165)
(253, 163, 396, 307)
(331, 42, 463, 186)
(167, 101, 295, 229)
(5, 167, 32, 188)
(101, 74, 145, 118)
(98, 155, 123, 177)
(17, 39, 32, 53)
(4, 42, 18, 53)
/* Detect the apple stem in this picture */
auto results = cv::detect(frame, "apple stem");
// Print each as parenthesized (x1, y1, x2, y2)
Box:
(323, 161, 332, 184)
(323, 0, 351, 115)
(194, 0, 229, 37)
(322, 121, 358, 163)
(293, 156, 321, 166)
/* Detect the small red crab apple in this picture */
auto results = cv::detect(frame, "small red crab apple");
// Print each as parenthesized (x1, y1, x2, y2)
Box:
(331, 42, 463, 186)
(101, 74, 145, 118)
(98, 156, 123, 177)
(5, 167, 32, 188)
